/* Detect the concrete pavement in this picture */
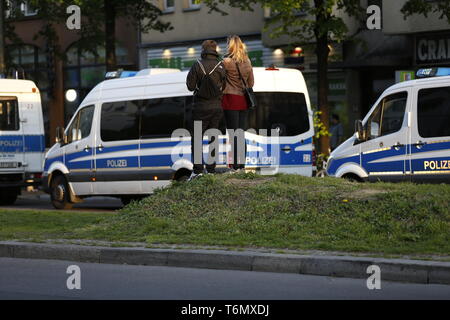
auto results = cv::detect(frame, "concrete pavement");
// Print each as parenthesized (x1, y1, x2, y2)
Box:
(1, 257, 449, 300)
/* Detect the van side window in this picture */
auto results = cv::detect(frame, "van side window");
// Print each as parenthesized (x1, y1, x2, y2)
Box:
(418, 86, 450, 138)
(0, 97, 19, 131)
(67, 105, 94, 144)
(141, 97, 185, 138)
(101, 101, 140, 142)
(368, 92, 407, 139)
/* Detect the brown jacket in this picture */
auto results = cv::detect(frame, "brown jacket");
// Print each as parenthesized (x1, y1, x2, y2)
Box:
(222, 57, 254, 96)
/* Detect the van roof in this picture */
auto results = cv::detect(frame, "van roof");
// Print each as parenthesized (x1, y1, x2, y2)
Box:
(0, 79, 40, 94)
(82, 67, 308, 106)
(385, 75, 450, 93)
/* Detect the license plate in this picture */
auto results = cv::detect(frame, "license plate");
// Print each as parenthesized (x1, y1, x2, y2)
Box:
(0, 162, 18, 168)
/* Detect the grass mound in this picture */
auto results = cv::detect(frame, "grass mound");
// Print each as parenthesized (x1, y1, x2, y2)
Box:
(89, 173, 450, 255)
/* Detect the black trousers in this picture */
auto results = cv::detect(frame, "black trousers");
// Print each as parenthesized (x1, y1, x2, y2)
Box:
(224, 109, 248, 170)
(190, 107, 224, 174)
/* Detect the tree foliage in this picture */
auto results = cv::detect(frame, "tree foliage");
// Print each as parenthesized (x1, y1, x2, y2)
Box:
(402, 0, 450, 23)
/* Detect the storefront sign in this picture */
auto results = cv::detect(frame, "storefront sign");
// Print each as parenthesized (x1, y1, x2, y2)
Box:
(416, 34, 450, 65)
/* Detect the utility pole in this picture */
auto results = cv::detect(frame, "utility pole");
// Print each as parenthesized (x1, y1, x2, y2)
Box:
(0, 0, 5, 78)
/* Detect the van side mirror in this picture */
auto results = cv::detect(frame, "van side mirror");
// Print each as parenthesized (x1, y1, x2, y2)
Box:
(355, 120, 366, 142)
(56, 127, 66, 145)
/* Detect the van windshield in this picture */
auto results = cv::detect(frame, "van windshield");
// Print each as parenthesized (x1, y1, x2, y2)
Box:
(0, 98, 19, 131)
(248, 92, 310, 136)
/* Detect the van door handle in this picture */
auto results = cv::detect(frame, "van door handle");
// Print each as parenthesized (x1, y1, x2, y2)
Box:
(96, 145, 104, 151)
(84, 146, 92, 152)
(412, 141, 427, 149)
(392, 142, 405, 150)
(281, 146, 292, 152)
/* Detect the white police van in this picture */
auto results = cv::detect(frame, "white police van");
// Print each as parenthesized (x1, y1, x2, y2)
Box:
(327, 68, 450, 183)
(43, 67, 314, 209)
(0, 79, 45, 205)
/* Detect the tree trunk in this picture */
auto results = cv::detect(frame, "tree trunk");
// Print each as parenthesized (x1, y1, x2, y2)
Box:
(314, 0, 331, 155)
(0, 0, 6, 77)
(105, 0, 117, 71)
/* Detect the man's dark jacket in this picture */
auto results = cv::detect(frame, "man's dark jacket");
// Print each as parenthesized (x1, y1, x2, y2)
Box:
(186, 53, 226, 109)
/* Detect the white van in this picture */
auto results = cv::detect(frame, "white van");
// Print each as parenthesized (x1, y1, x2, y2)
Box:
(43, 67, 314, 209)
(327, 68, 450, 183)
(0, 79, 45, 205)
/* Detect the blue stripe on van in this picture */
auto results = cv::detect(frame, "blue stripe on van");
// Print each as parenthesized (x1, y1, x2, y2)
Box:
(0, 135, 45, 153)
(44, 136, 314, 172)
(327, 140, 450, 176)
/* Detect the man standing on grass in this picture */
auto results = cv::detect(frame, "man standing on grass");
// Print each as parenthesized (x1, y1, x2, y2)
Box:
(186, 40, 226, 181)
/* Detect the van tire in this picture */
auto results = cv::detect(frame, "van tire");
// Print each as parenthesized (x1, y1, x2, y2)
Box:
(50, 175, 73, 210)
(0, 188, 19, 206)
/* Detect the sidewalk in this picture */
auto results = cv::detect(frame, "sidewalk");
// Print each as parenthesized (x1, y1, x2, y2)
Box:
(1, 241, 449, 285)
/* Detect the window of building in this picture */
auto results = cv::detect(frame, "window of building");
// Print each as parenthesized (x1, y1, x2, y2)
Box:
(101, 101, 140, 142)
(418, 86, 450, 138)
(0, 97, 19, 131)
(6, 0, 38, 18)
(188, 0, 201, 9)
(64, 43, 130, 124)
(66, 105, 95, 144)
(367, 92, 407, 139)
(164, 0, 175, 12)
(141, 97, 185, 138)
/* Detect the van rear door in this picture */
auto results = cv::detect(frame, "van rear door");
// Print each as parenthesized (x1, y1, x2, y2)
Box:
(247, 91, 313, 175)
(411, 85, 450, 183)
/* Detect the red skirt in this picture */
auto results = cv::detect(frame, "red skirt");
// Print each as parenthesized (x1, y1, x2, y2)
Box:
(222, 94, 248, 111)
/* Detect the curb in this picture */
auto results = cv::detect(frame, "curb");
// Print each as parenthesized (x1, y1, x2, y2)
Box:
(0, 242, 449, 285)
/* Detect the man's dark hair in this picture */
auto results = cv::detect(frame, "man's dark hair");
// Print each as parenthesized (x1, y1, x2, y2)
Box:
(201, 40, 219, 58)
(332, 114, 340, 121)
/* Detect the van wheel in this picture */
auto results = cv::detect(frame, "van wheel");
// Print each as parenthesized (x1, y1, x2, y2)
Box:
(0, 188, 20, 206)
(50, 175, 73, 210)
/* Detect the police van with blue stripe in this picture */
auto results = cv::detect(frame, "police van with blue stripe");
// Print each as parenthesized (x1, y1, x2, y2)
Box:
(0, 79, 45, 205)
(327, 68, 450, 183)
(43, 67, 314, 209)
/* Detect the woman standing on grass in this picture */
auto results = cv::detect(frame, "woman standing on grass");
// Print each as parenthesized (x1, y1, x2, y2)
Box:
(222, 35, 255, 171)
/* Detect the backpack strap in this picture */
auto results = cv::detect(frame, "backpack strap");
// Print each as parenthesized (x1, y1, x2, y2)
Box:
(197, 59, 223, 75)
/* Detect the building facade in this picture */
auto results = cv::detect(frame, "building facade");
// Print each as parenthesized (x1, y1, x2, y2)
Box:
(5, 1, 139, 145)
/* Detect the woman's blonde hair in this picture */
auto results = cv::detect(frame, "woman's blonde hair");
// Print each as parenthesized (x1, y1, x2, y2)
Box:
(227, 35, 249, 64)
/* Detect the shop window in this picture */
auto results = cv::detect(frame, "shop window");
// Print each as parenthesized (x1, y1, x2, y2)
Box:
(64, 43, 130, 123)
(418, 86, 450, 138)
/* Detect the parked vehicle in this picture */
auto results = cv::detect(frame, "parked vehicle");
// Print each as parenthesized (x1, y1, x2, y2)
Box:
(43, 67, 314, 209)
(327, 68, 450, 183)
(0, 79, 45, 205)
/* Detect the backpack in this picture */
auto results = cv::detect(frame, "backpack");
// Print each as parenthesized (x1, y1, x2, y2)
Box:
(195, 60, 223, 99)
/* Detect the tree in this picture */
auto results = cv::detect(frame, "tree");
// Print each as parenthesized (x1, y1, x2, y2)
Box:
(402, 0, 450, 23)
(202, 0, 363, 154)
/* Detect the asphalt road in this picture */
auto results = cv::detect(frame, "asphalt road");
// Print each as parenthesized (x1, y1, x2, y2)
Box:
(2, 191, 123, 212)
(0, 258, 449, 300)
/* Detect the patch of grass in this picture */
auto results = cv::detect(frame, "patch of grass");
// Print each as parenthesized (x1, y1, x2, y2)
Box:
(0, 209, 114, 241)
(0, 173, 449, 257)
